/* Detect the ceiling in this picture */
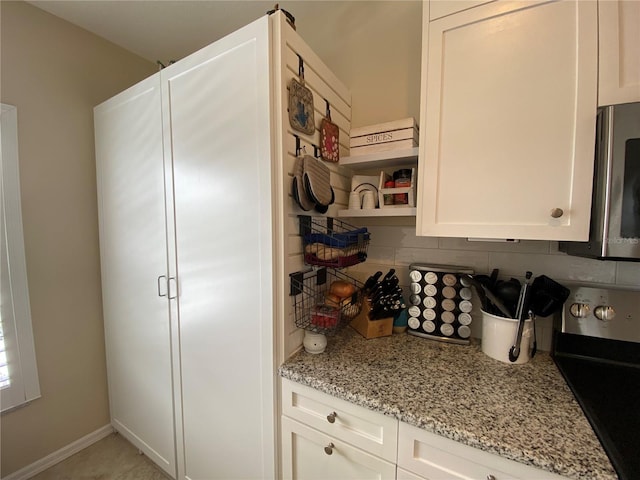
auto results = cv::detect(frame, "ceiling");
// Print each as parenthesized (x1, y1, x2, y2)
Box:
(26, 0, 375, 64)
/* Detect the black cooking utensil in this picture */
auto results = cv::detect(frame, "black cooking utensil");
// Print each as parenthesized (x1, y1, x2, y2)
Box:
(509, 271, 533, 362)
(530, 275, 570, 317)
(489, 268, 499, 288)
(475, 275, 493, 289)
(463, 274, 512, 318)
(467, 276, 488, 311)
(494, 278, 521, 315)
(530, 313, 537, 358)
(528, 275, 570, 359)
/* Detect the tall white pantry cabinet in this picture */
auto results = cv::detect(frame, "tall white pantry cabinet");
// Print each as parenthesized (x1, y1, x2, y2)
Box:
(94, 12, 352, 480)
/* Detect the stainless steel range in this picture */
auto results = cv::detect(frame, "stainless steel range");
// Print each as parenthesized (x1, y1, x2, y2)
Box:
(552, 285, 640, 480)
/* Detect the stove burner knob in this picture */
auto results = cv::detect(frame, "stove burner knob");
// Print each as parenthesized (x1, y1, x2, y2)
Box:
(594, 305, 616, 322)
(569, 303, 590, 318)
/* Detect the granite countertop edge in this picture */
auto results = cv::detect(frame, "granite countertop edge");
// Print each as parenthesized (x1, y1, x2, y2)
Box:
(278, 328, 617, 480)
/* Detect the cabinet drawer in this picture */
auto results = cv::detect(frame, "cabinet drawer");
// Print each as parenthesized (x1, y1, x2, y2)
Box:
(398, 422, 568, 480)
(281, 378, 398, 462)
(281, 416, 396, 480)
(396, 467, 424, 480)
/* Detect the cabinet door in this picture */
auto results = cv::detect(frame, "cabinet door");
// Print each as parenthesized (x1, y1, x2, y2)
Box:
(598, 0, 640, 106)
(417, 0, 597, 241)
(94, 75, 176, 477)
(281, 416, 397, 480)
(160, 16, 275, 480)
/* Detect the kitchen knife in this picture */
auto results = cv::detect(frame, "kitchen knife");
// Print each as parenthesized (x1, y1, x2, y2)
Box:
(363, 271, 383, 293)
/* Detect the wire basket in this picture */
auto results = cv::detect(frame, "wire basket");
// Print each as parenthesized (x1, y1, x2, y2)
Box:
(299, 215, 370, 268)
(290, 268, 364, 336)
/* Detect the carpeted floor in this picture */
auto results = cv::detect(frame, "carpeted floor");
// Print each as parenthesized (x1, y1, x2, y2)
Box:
(29, 433, 169, 480)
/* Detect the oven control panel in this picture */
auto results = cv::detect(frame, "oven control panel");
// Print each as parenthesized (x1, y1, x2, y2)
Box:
(562, 285, 639, 343)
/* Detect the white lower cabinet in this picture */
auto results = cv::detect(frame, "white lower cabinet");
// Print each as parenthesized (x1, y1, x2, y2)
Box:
(282, 417, 397, 480)
(396, 467, 425, 480)
(281, 379, 397, 480)
(280, 379, 570, 480)
(397, 422, 568, 480)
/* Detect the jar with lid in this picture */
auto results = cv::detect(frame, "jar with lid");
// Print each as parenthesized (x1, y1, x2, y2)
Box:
(383, 180, 395, 205)
(393, 169, 411, 204)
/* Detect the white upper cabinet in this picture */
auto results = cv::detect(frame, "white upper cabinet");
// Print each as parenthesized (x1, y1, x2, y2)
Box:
(428, 0, 494, 20)
(417, 0, 598, 241)
(598, 0, 640, 106)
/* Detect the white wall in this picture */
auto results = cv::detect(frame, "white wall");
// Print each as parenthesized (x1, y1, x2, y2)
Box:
(347, 217, 640, 350)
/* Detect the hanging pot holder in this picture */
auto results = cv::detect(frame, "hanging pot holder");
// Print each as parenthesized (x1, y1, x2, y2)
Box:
(292, 155, 316, 211)
(288, 56, 315, 135)
(320, 101, 340, 163)
(302, 155, 333, 207)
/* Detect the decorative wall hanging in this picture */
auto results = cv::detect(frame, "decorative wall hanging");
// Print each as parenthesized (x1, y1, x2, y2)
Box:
(288, 55, 315, 135)
(320, 99, 339, 162)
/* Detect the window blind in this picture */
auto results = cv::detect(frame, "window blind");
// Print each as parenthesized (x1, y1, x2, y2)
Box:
(1, 103, 40, 411)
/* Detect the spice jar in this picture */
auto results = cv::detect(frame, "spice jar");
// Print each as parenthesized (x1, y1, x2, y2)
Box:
(393, 169, 412, 204)
(383, 180, 395, 205)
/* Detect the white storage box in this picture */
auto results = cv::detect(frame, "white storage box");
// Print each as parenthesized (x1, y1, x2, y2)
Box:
(378, 168, 416, 208)
(350, 118, 418, 156)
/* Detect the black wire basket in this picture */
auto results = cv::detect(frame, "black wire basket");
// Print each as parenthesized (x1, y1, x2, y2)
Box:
(290, 268, 364, 336)
(299, 215, 369, 268)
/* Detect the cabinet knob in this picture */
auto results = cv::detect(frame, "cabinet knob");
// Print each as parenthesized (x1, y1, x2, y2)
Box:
(324, 442, 335, 455)
(327, 411, 337, 423)
(550, 208, 564, 218)
(487, 475, 497, 480)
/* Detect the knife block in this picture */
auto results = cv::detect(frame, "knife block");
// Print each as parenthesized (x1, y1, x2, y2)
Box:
(350, 298, 393, 339)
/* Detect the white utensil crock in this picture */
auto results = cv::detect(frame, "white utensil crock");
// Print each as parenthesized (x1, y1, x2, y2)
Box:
(481, 310, 533, 364)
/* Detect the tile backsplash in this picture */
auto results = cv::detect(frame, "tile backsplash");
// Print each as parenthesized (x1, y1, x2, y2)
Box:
(347, 220, 640, 350)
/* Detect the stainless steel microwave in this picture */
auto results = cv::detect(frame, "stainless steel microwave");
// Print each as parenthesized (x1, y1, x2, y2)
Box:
(560, 102, 640, 262)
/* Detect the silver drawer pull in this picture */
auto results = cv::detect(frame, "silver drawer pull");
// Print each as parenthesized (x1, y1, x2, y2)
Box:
(324, 443, 334, 455)
(168, 276, 178, 300)
(157, 275, 167, 297)
(326, 411, 337, 423)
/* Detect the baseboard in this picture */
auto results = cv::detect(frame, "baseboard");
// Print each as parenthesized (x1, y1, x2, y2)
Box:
(2, 424, 114, 480)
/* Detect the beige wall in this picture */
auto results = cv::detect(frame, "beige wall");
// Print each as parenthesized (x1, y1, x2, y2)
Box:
(298, 1, 423, 127)
(0, 1, 155, 476)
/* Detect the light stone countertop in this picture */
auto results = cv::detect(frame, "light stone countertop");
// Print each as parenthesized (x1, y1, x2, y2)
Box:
(278, 327, 617, 480)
